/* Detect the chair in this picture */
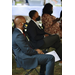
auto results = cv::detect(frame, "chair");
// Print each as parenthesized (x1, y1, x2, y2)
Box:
(12, 50, 40, 75)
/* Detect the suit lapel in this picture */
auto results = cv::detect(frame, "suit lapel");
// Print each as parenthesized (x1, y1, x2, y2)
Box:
(14, 28, 23, 34)
(31, 20, 42, 30)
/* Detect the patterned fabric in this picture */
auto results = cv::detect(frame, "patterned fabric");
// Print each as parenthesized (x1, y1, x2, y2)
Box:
(42, 14, 62, 38)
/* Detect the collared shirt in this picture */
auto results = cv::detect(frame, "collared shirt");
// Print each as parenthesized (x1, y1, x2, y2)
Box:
(31, 19, 41, 29)
(17, 28, 23, 34)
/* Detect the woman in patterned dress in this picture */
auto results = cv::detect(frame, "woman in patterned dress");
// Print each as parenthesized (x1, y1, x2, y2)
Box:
(42, 3, 62, 38)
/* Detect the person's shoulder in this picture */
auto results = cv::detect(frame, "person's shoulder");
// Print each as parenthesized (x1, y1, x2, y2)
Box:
(51, 15, 56, 19)
(13, 28, 22, 35)
(42, 14, 51, 19)
(29, 20, 36, 26)
(28, 20, 34, 25)
(29, 20, 33, 23)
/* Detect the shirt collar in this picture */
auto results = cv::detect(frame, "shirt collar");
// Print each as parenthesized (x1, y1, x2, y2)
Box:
(31, 19, 38, 25)
(17, 28, 23, 34)
(31, 19, 41, 29)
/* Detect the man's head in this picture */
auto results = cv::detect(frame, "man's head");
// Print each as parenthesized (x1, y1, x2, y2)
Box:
(14, 16, 26, 30)
(29, 10, 40, 21)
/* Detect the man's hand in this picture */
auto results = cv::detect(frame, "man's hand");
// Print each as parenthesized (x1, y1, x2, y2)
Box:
(36, 49, 44, 54)
(55, 18, 60, 21)
(44, 34, 49, 37)
(53, 18, 60, 23)
(52, 18, 60, 26)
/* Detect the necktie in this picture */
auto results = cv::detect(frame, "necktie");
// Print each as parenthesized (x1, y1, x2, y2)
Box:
(23, 32, 25, 37)
(23, 32, 32, 49)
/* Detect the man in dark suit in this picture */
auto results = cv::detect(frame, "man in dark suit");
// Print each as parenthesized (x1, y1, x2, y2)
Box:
(12, 16, 55, 75)
(27, 10, 62, 61)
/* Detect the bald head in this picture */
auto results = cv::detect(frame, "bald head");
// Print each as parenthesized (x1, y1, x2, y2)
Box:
(14, 16, 26, 29)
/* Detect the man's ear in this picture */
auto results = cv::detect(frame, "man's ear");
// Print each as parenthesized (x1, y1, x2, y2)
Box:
(20, 22, 22, 25)
(32, 16, 34, 19)
(19, 22, 22, 27)
(32, 16, 36, 20)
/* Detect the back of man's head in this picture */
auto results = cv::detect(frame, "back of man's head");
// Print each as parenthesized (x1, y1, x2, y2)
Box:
(29, 10, 37, 19)
(14, 16, 25, 28)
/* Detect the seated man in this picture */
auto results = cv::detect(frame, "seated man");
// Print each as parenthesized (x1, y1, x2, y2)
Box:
(12, 16, 55, 75)
(27, 10, 62, 61)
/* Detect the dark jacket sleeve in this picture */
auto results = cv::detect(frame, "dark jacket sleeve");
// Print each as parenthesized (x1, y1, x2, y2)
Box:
(15, 34, 38, 55)
(29, 26, 44, 41)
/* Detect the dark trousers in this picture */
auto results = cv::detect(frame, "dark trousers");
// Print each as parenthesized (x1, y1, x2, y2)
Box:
(40, 35, 62, 60)
(33, 54, 55, 75)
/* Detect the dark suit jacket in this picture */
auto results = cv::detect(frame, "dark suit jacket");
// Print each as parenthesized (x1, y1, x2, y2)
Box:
(12, 28, 38, 69)
(27, 20, 46, 49)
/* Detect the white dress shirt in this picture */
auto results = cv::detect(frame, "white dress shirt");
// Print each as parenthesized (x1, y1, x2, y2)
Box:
(17, 28, 23, 34)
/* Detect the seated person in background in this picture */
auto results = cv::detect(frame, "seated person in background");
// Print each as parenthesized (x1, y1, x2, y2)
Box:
(26, 0, 28, 3)
(42, 3, 62, 38)
(27, 10, 62, 61)
(60, 11, 62, 20)
(12, 16, 55, 75)
(12, 20, 16, 34)
(59, 11, 62, 30)
(25, 0, 29, 5)
(12, 27, 14, 33)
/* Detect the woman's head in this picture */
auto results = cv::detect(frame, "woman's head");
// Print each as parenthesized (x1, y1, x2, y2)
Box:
(42, 3, 53, 16)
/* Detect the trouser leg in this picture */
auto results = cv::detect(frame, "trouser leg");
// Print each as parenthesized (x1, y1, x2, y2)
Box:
(40, 35, 62, 60)
(40, 60, 55, 75)
(40, 64, 46, 75)
(52, 39, 62, 60)
(50, 35, 62, 60)
(33, 54, 55, 75)
(45, 57, 55, 75)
